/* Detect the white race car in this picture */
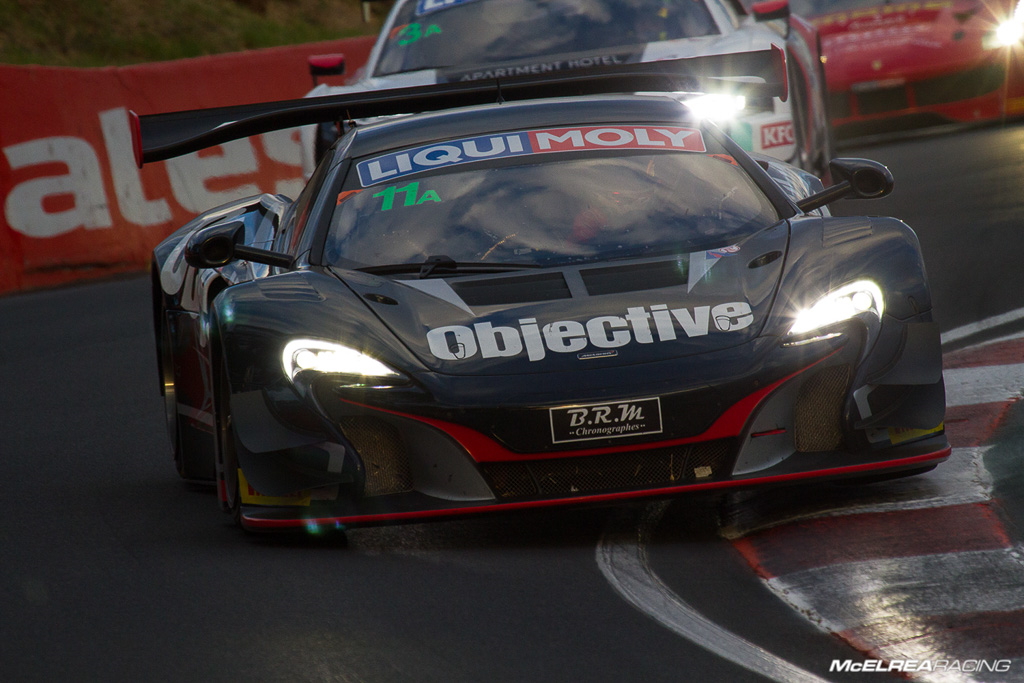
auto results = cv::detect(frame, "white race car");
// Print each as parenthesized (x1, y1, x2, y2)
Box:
(301, 0, 833, 177)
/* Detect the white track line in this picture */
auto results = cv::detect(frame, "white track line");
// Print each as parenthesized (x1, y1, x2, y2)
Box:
(595, 311, 1024, 677)
(942, 307, 1024, 346)
(944, 364, 1024, 407)
(765, 547, 1024, 634)
(718, 446, 994, 540)
(596, 502, 830, 683)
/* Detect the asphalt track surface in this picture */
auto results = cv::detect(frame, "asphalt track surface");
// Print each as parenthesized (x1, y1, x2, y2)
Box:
(3, 123, 1024, 682)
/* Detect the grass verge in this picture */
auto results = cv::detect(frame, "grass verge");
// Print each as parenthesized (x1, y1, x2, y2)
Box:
(0, 0, 385, 67)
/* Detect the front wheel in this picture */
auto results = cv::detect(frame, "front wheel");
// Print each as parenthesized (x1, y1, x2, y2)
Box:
(214, 365, 241, 525)
(160, 313, 213, 481)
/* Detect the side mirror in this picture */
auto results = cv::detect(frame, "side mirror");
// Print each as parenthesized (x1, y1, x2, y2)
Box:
(751, 0, 790, 22)
(185, 220, 294, 270)
(795, 158, 894, 213)
(309, 54, 346, 86)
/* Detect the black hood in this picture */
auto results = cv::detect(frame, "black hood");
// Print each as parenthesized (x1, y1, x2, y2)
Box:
(336, 224, 789, 376)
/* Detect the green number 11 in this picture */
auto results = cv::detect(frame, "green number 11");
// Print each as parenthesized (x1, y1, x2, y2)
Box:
(373, 182, 441, 211)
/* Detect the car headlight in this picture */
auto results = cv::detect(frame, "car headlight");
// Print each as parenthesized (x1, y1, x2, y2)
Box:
(788, 280, 884, 336)
(682, 93, 747, 121)
(996, 19, 1024, 47)
(282, 339, 405, 387)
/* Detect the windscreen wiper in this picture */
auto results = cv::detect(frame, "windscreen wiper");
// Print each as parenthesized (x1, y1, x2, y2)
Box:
(358, 254, 542, 279)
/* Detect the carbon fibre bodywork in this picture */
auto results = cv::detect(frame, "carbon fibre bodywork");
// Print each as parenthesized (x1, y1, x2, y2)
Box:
(146, 59, 947, 532)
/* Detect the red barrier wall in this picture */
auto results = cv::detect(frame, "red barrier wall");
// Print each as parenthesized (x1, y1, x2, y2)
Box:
(0, 36, 375, 295)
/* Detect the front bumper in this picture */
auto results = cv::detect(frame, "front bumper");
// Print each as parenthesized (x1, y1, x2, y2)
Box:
(829, 60, 1009, 139)
(238, 438, 949, 531)
(230, 318, 948, 531)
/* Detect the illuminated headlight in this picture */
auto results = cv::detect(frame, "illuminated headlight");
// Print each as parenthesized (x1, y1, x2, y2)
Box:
(283, 339, 405, 387)
(995, 19, 1024, 47)
(788, 281, 884, 336)
(682, 93, 747, 121)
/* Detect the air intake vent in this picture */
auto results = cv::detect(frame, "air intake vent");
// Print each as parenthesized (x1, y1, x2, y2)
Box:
(480, 439, 735, 500)
(581, 259, 688, 296)
(339, 417, 413, 496)
(449, 272, 571, 305)
(914, 63, 1003, 106)
(855, 85, 908, 116)
(794, 364, 851, 452)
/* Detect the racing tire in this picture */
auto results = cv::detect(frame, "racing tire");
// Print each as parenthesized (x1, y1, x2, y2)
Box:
(214, 365, 242, 526)
(160, 313, 210, 481)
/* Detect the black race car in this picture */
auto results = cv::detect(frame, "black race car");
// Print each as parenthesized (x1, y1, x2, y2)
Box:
(137, 49, 947, 532)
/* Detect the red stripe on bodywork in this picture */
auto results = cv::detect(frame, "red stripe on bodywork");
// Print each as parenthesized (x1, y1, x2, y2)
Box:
(240, 448, 950, 530)
(340, 352, 837, 463)
(733, 501, 1010, 579)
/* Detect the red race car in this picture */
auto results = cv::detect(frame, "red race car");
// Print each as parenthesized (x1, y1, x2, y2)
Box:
(789, 0, 1024, 139)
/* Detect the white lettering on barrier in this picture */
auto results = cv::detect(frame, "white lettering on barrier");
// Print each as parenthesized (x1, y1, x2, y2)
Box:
(261, 128, 306, 198)
(3, 136, 112, 238)
(166, 139, 260, 214)
(99, 107, 172, 226)
(2, 109, 305, 240)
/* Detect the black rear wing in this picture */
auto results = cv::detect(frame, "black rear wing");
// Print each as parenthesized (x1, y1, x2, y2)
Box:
(131, 46, 786, 167)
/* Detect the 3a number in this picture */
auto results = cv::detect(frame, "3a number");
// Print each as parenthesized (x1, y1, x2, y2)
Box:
(395, 23, 442, 46)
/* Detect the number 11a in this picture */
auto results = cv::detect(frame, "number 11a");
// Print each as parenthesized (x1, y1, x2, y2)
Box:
(373, 182, 441, 211)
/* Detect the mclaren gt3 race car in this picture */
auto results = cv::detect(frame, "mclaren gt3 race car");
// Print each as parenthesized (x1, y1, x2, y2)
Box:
(137, 49, 948, 532)
(303, 0, 832, 176)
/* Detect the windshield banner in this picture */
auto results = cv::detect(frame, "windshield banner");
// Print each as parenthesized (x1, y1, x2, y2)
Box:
(357, 125, 706, 186)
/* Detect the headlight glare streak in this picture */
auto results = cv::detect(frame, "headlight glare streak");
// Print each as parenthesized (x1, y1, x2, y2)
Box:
(789, 281, 884, 336)
(996, 19, 1024, 46)
(682, 93, 747, 121)
(283, 339, 402, 384)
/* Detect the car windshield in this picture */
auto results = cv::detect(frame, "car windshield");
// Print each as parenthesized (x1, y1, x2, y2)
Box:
(787, 0, 887, 17)
(323, 129, 779, 271)
(373, 0, 721, 77)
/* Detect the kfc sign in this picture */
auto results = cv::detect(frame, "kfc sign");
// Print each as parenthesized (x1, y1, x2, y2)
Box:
(761, 121, 795, 150)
